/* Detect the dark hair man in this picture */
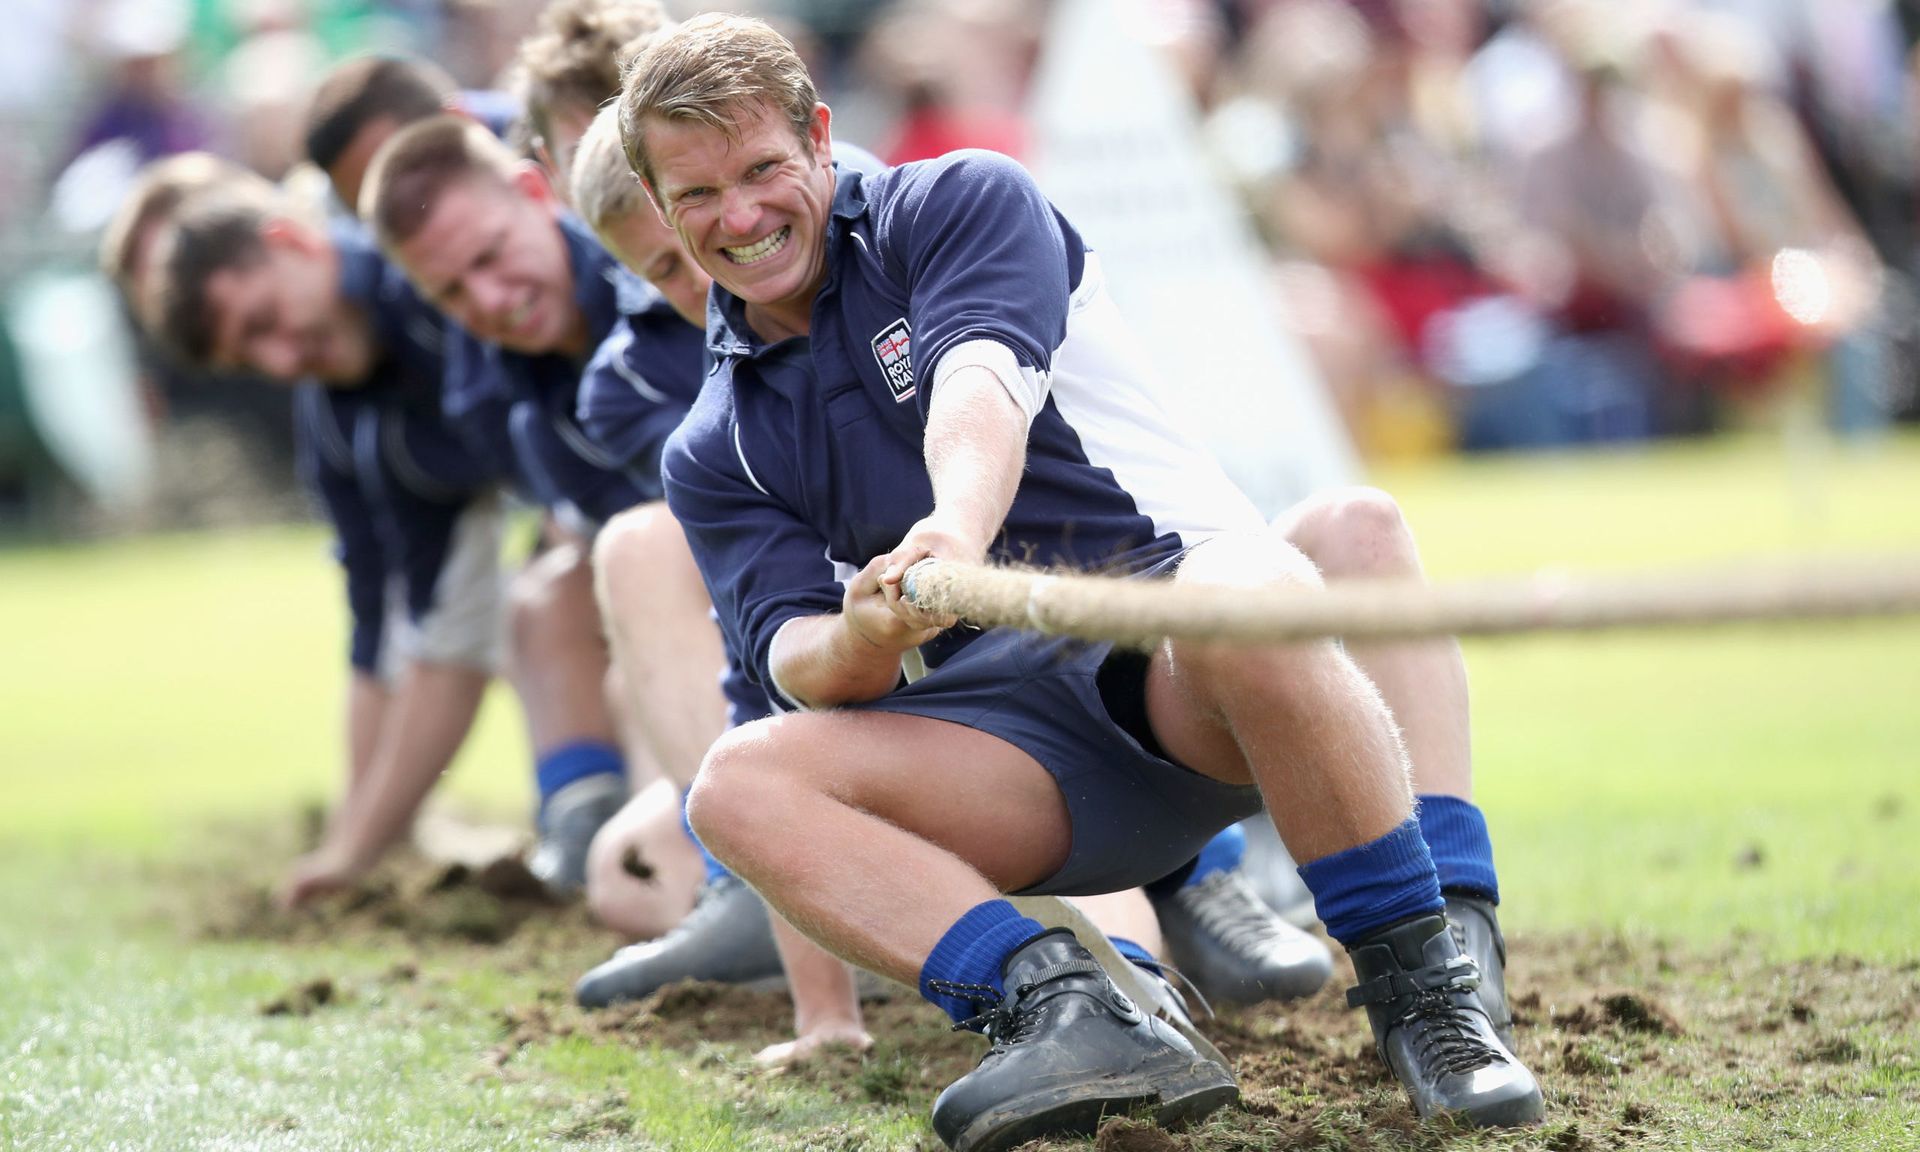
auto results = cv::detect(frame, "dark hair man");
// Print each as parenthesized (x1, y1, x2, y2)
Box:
(147, 176, 515, 903)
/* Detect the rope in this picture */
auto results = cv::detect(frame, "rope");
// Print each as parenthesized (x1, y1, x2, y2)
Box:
(900, 555, 1920, 647)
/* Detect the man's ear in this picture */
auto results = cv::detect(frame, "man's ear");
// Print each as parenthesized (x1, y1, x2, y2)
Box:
(807, 102, 833, 166)
(511, 160, 557, 207)
(261, 216, 323, 255)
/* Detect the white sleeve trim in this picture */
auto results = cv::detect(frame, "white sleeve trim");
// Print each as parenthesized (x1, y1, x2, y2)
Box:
(932, 338, 1047, 427)
(764, 617, 811, 713)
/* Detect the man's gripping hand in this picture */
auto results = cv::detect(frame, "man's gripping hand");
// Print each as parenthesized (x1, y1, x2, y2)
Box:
(876, 513, 988, 632)
(845, 553, 947, 652)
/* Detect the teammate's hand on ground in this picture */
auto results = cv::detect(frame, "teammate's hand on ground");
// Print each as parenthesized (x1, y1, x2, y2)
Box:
(752, 1023, 873, 1068)
(844, 555, 946, 651)
(277, 844, 366, 911)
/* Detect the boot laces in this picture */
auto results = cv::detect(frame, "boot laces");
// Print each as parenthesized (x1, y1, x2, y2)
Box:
(1180, 871, 1292, 959)
(1400, 985, 1505, 1076)
(929, 959, 1106, 1047)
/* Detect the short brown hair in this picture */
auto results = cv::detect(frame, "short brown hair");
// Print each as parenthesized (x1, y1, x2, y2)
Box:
(150, 174, 284, 367)
(304, 55, 458, 172)
(515, 0, 670, 146)
(617, 13, 819, 190)
(98, 153, 247, 303)
(362, 113, 520, 248)
(570, 103, 651, 234)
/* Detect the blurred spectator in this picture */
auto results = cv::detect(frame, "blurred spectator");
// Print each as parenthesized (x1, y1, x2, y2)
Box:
(219, 0, 330, 178)
(68, 0, 213, 166)
(854, 0, 1039, 164)
(0, 0, 71, 239)
(1510, 59, 1673, 443)
(1650, 11, 1890, 431)
(438, 0, 550, 88)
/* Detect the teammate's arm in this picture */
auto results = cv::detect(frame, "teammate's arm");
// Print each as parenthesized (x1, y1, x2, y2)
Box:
(344, 673, 390, 793)
(282, 659, 489, 907)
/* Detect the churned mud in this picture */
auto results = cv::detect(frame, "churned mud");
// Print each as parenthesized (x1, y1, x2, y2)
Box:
(173, 815, 1920, 1151)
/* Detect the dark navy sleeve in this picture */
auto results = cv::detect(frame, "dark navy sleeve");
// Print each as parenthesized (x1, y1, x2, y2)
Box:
(295, 389, 388, 673)
(874, 151, 1077, 418)
(661, 386, 845, 701)
(351, 410, 470, 627)
(576, 315, 704, 501)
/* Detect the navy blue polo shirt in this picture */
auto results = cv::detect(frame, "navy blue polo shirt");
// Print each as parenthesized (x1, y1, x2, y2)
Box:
(493, 213, 651, 527)
(575, 278, 708, 500)
(662, 150, 1260, 707)
(299, 226, 508, 672)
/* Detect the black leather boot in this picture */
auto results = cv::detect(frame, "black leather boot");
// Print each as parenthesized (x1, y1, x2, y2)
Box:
(1346, 913, 1544, 1127)
(1444, 894, 1515, 1050)
(929, 929, 1237, 1152)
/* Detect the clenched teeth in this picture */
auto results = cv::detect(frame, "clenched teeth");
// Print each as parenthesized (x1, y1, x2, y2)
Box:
(723, 227, 789, 265)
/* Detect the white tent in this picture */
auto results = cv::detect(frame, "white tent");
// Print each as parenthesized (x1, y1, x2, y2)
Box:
(1027, 0, 1359, 516)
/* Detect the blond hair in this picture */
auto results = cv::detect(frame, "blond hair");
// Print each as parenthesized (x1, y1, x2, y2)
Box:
(616, 12, 818, 190)
(569, 102, 653, 234)
(361, 113, 521, 248)
(515, 0, 670, 145)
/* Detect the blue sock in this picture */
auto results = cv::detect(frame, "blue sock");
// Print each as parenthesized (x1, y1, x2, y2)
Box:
(1296, 817, 1445, 947)
(678, 788, 734, 886)
(920, 900, 1048, 1025)
(1416, 794, 1500, 904)
(1109, 935, 1162, 977)
(1185, 823, 1246, 886)
(534, 741, 624, 808)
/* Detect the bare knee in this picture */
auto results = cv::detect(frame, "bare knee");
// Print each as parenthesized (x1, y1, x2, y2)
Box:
(1167, 530, 1343, 704)
(686, 723, 789, 862)
(1174, 528, 1325, 594)
(507, 545, 597, 670)
(592, 503, 674, 603)
(1282, 487, 1421, 580)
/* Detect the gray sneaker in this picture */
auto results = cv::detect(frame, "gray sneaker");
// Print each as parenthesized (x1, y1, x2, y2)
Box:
(574, 873, 785, 1008)
(1237, 817, 1318, 928)
(1153, 868, 1334, 1005)
(527, 773, 628, 898)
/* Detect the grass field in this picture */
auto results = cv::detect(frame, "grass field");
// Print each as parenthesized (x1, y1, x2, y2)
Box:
(2, 434, 1918, 1150)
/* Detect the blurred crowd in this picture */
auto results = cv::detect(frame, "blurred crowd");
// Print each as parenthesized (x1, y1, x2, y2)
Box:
(4, 0, 1920, 528)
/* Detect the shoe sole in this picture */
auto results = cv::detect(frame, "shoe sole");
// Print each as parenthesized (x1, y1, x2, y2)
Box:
(948, 1060, 1238, 1152)
(1409, 1081, 1546, 1129)
(1427, 1088, 1545, 1130)
(576, 972, 787, 1009)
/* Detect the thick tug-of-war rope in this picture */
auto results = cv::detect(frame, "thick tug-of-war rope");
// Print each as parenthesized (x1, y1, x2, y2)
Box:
(900, 555, 1920, 648)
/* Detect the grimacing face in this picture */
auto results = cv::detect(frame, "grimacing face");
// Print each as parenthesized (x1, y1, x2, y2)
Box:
(390, 171, 584, 355)
(202, 222, 375, 384)
(600, 201, 712, 327)
(640, 100, 834, 340)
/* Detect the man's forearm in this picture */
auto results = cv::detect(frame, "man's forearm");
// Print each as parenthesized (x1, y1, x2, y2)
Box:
(923, 363, 1029, 553)
(767, 614, 908, 711)
(324, 660, 490, 868)
(345, 672, 391, 796)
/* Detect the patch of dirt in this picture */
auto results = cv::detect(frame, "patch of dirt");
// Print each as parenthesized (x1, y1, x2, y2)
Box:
(173, 815, 583, 953)
(150, 817, 1920, 1150)
(1094, 1117, 1188, 1151)
(540, 927, 1915, 1152)
(259, 977, 336, 1017)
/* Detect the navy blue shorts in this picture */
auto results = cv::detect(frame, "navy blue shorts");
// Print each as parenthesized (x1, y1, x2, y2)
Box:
(857, 624, 1264, 898)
